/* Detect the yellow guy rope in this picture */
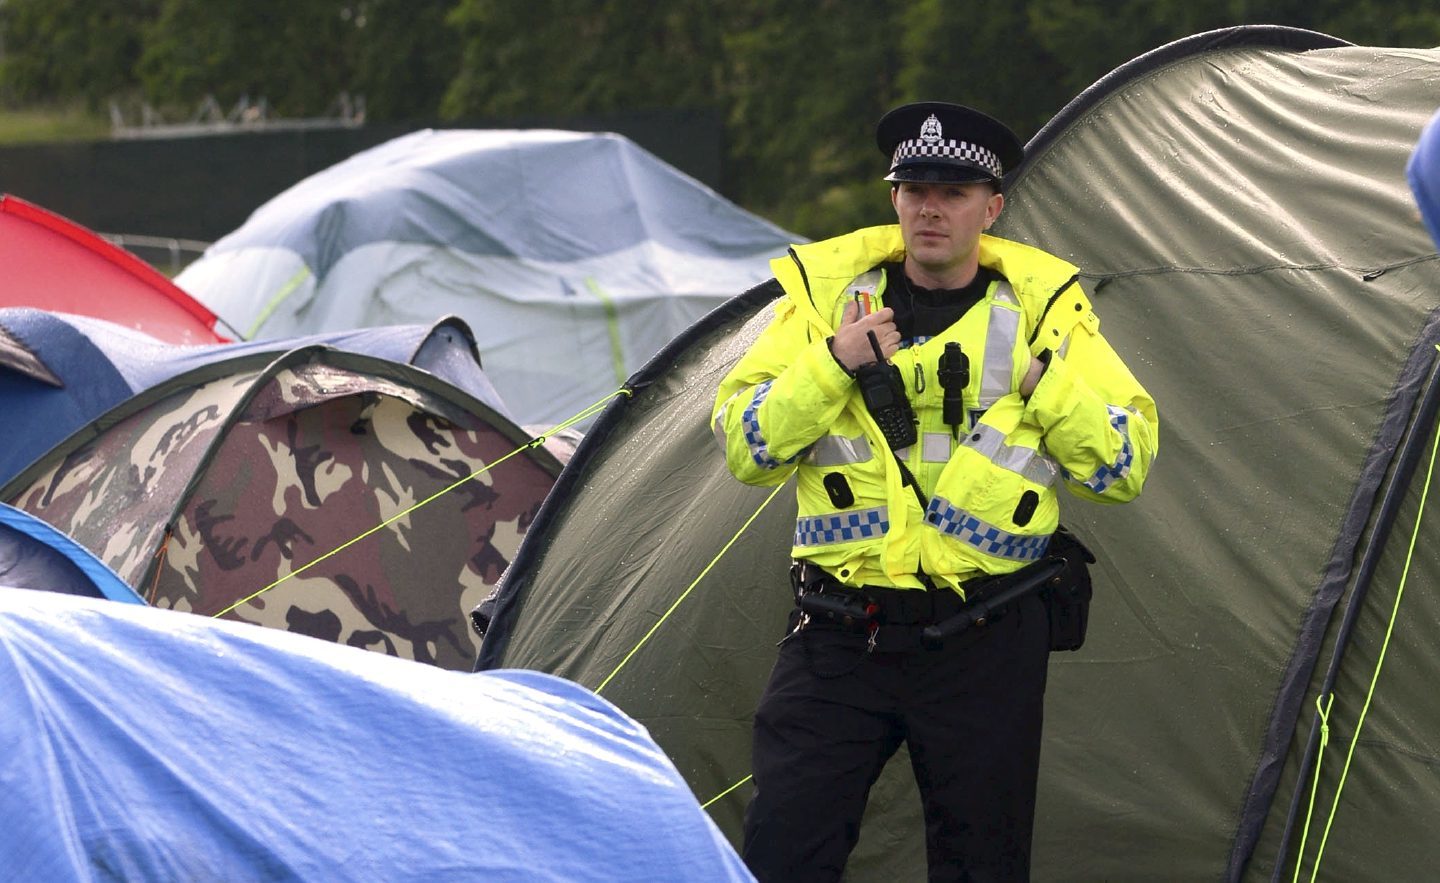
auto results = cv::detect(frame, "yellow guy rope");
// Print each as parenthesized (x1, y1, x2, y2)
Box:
(594, 481, 788, 694)
(1295, 362, 1440, 881)
(589, 479, 789, 813)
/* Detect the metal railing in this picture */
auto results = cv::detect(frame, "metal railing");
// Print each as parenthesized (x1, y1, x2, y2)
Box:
(99, 233, 211, 276)
(110, 93, 366, 140)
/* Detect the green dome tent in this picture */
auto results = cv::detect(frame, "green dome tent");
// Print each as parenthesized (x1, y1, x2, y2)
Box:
(479, 27, 1440, 881)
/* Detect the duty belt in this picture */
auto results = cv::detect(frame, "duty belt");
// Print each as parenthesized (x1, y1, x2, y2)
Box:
(787, 557, 1065, 652)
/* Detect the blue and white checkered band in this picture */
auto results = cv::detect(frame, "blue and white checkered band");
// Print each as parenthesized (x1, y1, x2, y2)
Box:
(891, 138, 1003, 179)
(743, 380, 785, 469)
(924, 497, 1051, 561)
(1075, 405, 1136, 494)
(794, 507, 889, 547)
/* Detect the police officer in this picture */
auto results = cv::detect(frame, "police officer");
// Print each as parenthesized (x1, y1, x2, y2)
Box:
(711, 102, 1159, 881)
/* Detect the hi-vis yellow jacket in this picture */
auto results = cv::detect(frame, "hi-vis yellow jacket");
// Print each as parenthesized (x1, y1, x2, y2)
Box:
(712, 225, 1158, 593)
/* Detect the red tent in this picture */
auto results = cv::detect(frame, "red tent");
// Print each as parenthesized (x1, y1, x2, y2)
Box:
(0, 194, 228, 344)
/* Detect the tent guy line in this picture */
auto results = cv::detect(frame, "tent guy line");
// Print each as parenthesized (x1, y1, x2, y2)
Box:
(594, 479, 790, 695)
(210, 386, 631, 620)
(586, 474, 788, 814)
(702, 774, 755, 811)
(1292, 692, 1334, 883)
(1266, 341, 1440, 871)
(1291, 367, 1440, 882)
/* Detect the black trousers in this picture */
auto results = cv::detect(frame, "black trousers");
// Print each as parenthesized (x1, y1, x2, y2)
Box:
(742, 593, 1050, 883)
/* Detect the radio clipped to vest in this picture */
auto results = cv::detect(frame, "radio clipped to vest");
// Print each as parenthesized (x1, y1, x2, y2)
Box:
(855, 330, 917, 451)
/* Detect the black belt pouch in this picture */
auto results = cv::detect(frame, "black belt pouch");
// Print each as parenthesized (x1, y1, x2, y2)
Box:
(1041, 525, 1096, 652)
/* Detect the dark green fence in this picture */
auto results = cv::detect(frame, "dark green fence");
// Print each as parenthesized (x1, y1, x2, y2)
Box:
(0, 109, 723, 243)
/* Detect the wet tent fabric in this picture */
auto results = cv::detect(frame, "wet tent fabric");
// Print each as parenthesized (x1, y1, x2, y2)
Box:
(0, 502, 140, 602)
(477, 28, 1440, 882)
(173, 128, 800, 428)
(0, 590, 752, 882)
(2, 346, 561, 672)
(0, 308, 512, 485)
(0, 194, 227, 344)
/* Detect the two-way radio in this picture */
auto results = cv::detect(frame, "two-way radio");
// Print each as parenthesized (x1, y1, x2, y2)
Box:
(854, 331, 917, 451)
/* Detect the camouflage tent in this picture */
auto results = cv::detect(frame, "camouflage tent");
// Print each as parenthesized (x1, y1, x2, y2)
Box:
(3, 345, 560, 671)
(0, 501, 140, 603)
(477, 27, 1440, 881)
(0, 308, 514, 485)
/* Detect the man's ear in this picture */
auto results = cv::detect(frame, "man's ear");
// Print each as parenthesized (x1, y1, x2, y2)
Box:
(890, 185, 900, 215)
(986, 192, 1005, 227)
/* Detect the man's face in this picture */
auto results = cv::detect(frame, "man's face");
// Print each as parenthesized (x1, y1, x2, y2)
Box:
(891, 181, 1004, 281)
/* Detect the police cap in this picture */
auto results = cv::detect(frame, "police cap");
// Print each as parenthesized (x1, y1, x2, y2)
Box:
(876, 101, 1024, 184)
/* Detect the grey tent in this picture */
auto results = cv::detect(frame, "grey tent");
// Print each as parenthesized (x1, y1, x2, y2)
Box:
(175, 129, 800, 430)
(478, 27, 1440, 881)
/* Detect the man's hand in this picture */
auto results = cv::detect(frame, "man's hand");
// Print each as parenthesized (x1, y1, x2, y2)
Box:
(832, 302, 901, 371)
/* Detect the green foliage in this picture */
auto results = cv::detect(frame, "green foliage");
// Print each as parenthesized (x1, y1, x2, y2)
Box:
(897, 0, 1069, 140)
(1315, 1, 1440, 48)
(715, 0, 905, 237)
(2, 1, 1439, 235)
(352, 0, 462, 119)
(137, 0, 362, 117)
(442, 0, 722, 118)
(0, 0, 159, 106)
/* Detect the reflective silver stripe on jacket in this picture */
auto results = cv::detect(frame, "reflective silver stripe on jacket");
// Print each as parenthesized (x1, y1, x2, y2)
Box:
(963, 423, 1059, 487)
(794, 506, 889, 547)
(804, 434, 873, 467)
(713, 390, 744, 450)
(978, 280, 1020, 410)
(921, 432, 951, 463)
(925, 497, 1051, 561)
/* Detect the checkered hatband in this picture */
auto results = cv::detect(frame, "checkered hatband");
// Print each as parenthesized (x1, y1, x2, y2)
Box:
(891, 138, 1003, 179)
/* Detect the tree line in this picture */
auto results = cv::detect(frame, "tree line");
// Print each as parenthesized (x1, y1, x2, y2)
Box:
(2, 0, 1437, 238)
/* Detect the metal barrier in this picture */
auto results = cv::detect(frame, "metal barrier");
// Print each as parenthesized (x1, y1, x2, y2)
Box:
(99, 233, 211, 276)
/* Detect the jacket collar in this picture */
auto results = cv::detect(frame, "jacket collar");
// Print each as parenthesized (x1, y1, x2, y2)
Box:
(771, 225, 1080, 329)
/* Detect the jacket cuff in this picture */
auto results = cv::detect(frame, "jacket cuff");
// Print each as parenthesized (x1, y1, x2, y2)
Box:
(826, 336, 857, 378)
(804, 336, 855, 401)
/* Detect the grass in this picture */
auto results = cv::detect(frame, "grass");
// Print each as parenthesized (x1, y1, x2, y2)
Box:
(0, 104, 110, 145)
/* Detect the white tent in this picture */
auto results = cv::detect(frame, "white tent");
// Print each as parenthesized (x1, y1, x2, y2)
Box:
(177, 128, 801, 428)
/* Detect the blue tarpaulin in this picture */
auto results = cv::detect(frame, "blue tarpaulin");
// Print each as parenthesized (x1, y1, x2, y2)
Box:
(0, 590, 752, 881)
